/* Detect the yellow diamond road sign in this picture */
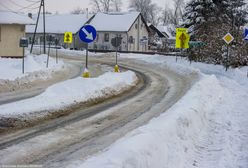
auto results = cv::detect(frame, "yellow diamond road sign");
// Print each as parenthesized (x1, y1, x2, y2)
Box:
(64, 32, 73, 43)
(176, 28, 190, 49)
(223, 33, 234, 44)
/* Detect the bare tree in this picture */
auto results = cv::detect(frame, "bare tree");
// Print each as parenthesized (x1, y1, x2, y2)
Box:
(91, 0, 122, 12)
(160, 6, 174, 25)
(112, 0, 122, 12)
(173, 0, 185, 25)
(129, 0, 160, 24)
(71, 7, 85, 14)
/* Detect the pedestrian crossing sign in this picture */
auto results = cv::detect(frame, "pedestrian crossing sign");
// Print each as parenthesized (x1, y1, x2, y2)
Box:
(64, 32, 73, 43)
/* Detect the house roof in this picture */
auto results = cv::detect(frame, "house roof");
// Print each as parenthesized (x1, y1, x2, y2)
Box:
(26, 14, 90, 34)
(157, 25, 175, 39)
(89, 12, 141, 32)
(148, 24, 166, 38)
(0, 11, 35, 25)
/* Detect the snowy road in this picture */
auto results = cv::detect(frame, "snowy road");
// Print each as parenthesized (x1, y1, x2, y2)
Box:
(0, 56, 197, 167)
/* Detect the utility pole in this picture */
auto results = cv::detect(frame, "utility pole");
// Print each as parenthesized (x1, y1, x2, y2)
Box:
(30, 0, 46, 54)
(42, 0, 46, 54)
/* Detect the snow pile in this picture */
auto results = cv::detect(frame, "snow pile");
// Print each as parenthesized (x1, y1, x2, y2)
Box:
(0, 54, 67, 93)
(0, 71, 138, 119)
(0, 54, 65, 80)
(69, 54, 248, 168)
(69, 74, 225, 168)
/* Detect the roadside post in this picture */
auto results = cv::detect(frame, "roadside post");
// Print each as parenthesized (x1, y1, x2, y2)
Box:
(111, 35, 122, 72)
(55, 38, 59, 64)
(78, 24, 97, 78)
(175, 28, 190, 62)
(19, 37, 28, 74)
(46, 35, 53, 68)
(223, 33, 234, 71)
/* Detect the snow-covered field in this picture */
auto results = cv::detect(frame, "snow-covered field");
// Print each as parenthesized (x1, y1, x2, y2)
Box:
(68, 54, 248, 168)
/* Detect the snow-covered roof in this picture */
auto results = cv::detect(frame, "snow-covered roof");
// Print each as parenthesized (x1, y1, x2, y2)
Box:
(26, 14, 90, 34)
(89, 12, 140, 32)
(0, 11, 35, 25)
(157, 25, 175, 39)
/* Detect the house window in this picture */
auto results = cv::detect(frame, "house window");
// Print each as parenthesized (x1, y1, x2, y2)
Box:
(129, 36, 134, 44)
(135, 24, 138, 29)
(104, 33, 109, 42)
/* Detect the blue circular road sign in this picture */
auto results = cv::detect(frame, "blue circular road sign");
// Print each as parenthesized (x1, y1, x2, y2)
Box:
(79, 25, 97, 43)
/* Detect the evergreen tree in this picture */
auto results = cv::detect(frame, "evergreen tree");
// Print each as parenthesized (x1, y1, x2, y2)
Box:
(182, 0, 248, 66)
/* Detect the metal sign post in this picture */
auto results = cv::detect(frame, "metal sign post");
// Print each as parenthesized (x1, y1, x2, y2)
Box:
(111, 36, 122, 72)
(19, 37, 28, 74)
(223, 33, 234, 71)
(22, 47, 25, 74)
(79, 25, 97, 78)
(46, 35, 53, 68)
(175, 28, 190, 62)
(55, 38, 59, 64)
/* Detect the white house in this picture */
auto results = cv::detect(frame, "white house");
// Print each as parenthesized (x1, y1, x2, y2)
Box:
(26, 14, 90, 49)
(0, 11, 34, 57)
(88, 12, 150, 52)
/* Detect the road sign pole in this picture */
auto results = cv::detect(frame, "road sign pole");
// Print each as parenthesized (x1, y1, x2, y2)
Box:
(78, 24, 97, 77)
(22, 47, 25, 74)
(56, 42, 58, 64)
(226, 44, 229, 71)
(46, 39, 51, 68)
(86, 43, 88, 69)
(82, 43, 90, 78)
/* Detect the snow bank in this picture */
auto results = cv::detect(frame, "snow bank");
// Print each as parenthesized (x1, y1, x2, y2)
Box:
(0, 53, 67, 93)
(69, 74, 225, 168)
(0, 71, 138, 119)
(69, 53, 248, 168)
(0, 54, 65, 80)
(121, 53, 248, 85)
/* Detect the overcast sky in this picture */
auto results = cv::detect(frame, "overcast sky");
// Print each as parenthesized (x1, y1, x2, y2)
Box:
(0, 0, 175, 14)
(44, 0, 174, 13)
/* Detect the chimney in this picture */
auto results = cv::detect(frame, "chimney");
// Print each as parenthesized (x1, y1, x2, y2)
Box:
(28, 13, 32, 19)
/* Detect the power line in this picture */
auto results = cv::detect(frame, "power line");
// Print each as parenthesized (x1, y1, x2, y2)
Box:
(0, 1, 17, 13)
(8, 0, 26, 8)
(18, 1, 40, 12)
(0, 0, 40, 13)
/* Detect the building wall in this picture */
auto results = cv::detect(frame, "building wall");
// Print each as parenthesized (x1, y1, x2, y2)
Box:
(88, 15, 149, 52)
(89, 32, 127, 51)
(26, 32, 87, 51)
(0, 24, 25, 57)
(127, 15, 149, 52)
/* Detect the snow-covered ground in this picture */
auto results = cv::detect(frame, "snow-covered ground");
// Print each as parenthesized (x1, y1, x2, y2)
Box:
(0, 53, 69, 93)
(68, 54, 248, 168)
(31, 46, 106, 58)
(0, 71, 137, 119)
(0, 53, 65, 81)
